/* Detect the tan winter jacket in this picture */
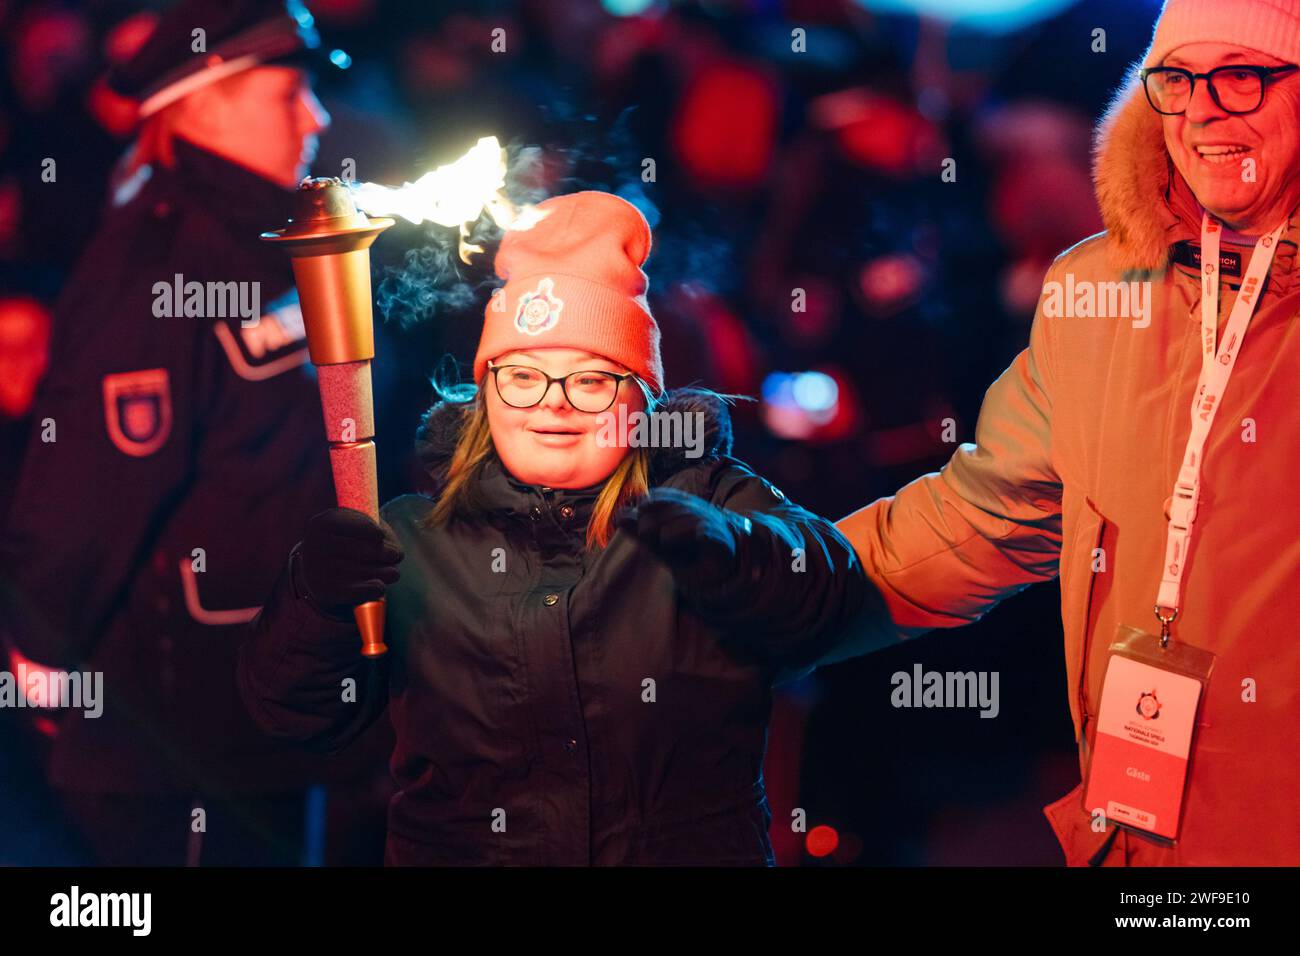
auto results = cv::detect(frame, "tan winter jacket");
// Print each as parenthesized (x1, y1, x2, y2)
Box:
(833, 71, 1300, 866)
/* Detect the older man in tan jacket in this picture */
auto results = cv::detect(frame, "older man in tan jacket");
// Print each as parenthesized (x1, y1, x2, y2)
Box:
(834, 0, 1300, 865)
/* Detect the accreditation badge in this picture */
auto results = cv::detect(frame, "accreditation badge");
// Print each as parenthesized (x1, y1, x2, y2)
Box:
(1081, 625, 1215, 845)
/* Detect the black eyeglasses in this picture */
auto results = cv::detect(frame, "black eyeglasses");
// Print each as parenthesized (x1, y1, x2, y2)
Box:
(487, 362, 638, 413)
(1140, 64, 1299, 115)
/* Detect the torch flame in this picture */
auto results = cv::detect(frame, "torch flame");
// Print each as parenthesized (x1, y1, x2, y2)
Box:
(351, 136, 545, 263)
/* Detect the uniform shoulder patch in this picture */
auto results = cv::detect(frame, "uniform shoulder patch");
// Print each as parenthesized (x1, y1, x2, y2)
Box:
(213, 291, 309, 381)
(102, 368, 172, 457)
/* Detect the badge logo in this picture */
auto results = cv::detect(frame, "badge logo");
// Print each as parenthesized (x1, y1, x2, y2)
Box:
(102, 368, 172, 457)
(1136, 689, 1161, 720)
(515, 277, 563, 335)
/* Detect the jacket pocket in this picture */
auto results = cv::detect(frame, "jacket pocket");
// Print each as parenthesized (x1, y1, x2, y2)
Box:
(1059, 497, 1108, 769)
(179, 558, 261, 626)
(1042, 782, 1119, 866)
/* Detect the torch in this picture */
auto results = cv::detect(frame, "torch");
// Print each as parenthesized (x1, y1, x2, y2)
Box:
(263, 178, 394, 657)
(260, 138, 536, 655)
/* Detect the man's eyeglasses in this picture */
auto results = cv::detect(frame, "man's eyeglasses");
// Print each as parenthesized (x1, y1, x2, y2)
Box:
(487, 362, 638, 413)
(1140, 64, 1299, 116)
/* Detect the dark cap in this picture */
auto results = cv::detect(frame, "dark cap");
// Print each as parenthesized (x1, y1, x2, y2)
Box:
(107, 0, 341, 118)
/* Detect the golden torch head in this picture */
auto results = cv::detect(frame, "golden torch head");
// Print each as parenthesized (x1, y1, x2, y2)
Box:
(261, 178, 394, 365)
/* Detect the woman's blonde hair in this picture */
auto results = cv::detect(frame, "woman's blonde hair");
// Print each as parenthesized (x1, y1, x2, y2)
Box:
(424, 375, 659, 550)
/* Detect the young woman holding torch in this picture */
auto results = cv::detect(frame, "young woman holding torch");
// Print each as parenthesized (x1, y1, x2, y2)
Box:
(237, 190, 866, 865)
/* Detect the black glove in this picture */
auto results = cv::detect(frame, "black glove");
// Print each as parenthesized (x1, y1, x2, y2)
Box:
(615, 487, 749, 587)
(294, 508, 404, 617)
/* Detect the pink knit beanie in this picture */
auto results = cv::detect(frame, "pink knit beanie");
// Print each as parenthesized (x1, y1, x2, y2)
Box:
(1144, 0, 1300, 67)
(473, 191, 664, 394)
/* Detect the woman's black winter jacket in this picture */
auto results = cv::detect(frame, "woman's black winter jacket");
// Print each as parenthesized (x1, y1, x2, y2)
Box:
(237, 389, 866, 865)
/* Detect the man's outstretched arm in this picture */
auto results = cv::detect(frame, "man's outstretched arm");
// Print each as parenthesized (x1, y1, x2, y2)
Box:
(823, 262, 1066, 666)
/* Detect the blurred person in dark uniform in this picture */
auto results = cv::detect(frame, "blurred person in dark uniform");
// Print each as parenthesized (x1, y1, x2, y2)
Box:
(0, 0, 390, 866)
(0, 292, 80, 866)
(0, 295, 51, 509)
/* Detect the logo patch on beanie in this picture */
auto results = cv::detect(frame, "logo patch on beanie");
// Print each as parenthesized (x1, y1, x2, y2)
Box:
(515, 277, 564, 335)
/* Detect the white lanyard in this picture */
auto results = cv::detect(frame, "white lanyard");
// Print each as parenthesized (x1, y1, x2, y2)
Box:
(1154, 213, 1285, 643)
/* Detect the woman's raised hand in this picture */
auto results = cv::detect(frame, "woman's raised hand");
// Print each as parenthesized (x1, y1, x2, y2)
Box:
(615, 488, 745, 586)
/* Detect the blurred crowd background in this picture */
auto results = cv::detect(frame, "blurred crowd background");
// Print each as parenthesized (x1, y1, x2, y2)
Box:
(1, 0, 1163, 865)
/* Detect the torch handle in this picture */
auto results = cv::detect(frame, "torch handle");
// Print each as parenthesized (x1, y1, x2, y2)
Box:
(354, 600, 388, 657)
(326, 436, 387, 657)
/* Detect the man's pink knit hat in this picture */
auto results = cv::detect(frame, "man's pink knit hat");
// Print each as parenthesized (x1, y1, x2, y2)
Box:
(1144, 0, 1300, 67)
(473, 190, 664, 394)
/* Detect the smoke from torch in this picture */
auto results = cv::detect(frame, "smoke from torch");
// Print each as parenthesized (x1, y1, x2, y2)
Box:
(262, 136, 539, 657)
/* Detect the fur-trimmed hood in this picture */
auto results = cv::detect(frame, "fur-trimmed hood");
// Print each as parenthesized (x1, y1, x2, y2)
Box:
(1092, 68, 1184, 273)
(1092, 67, 1300, 276)
(412, 386, 737, 495)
